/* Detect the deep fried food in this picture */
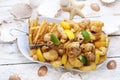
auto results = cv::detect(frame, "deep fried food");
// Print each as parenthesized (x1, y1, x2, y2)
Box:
(28, 17, 110, 71)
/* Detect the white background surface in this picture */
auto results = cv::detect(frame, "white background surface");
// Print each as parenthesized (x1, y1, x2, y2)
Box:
(0, 0, 120, 80)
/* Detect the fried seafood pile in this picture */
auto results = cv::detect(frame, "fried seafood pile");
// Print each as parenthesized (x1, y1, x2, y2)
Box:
(28, 17, 110, 71)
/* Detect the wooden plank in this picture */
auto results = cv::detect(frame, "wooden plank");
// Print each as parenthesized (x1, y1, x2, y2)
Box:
(107, 36, 120, 57)
(0, 63, 62, 80)
(0, 58, 120, 80)
(0, 43, 32, 64)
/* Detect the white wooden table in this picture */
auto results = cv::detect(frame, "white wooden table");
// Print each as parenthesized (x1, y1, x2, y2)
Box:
(0, 0, 120, 80)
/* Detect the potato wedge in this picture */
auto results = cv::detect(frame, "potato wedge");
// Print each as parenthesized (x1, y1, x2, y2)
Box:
(68, 57, 83, 68)
(99, 54, 107, 64)
(29, 49, 36, 57)
(43, 50, 58, 61)
(79, 62, 96, 71)
(64, 61, 73, 70)
(50, 57, 62, 68)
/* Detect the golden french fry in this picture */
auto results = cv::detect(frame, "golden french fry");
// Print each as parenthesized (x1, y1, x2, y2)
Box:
(29, 21, 33, 44)
(33, 20, 36, 27)
(39, 24, 47, 36)
(49, 24, 57, 33)
(36, 17, 39, 26)
(40, 24, 49, 40)
(32, 26, 40, 39)
(49, 23, 55, 32)
(29, 34, 32, 44)
(31, 26, 39, 30)
(34, 20, 48, 43)
(30, 20, 34, 27)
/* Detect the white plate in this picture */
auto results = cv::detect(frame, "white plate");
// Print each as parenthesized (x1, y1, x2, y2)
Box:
(17, 17, 61, 64)
(17, 17, 106, 72)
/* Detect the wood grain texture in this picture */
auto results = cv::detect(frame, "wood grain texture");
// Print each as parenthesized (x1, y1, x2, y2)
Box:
(0, 58, 119, 80)
(0, 64, 62, 80)
(0, 43, 32, 64)
(0, 0, 120, 80)
(107, 37, 120, 57)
